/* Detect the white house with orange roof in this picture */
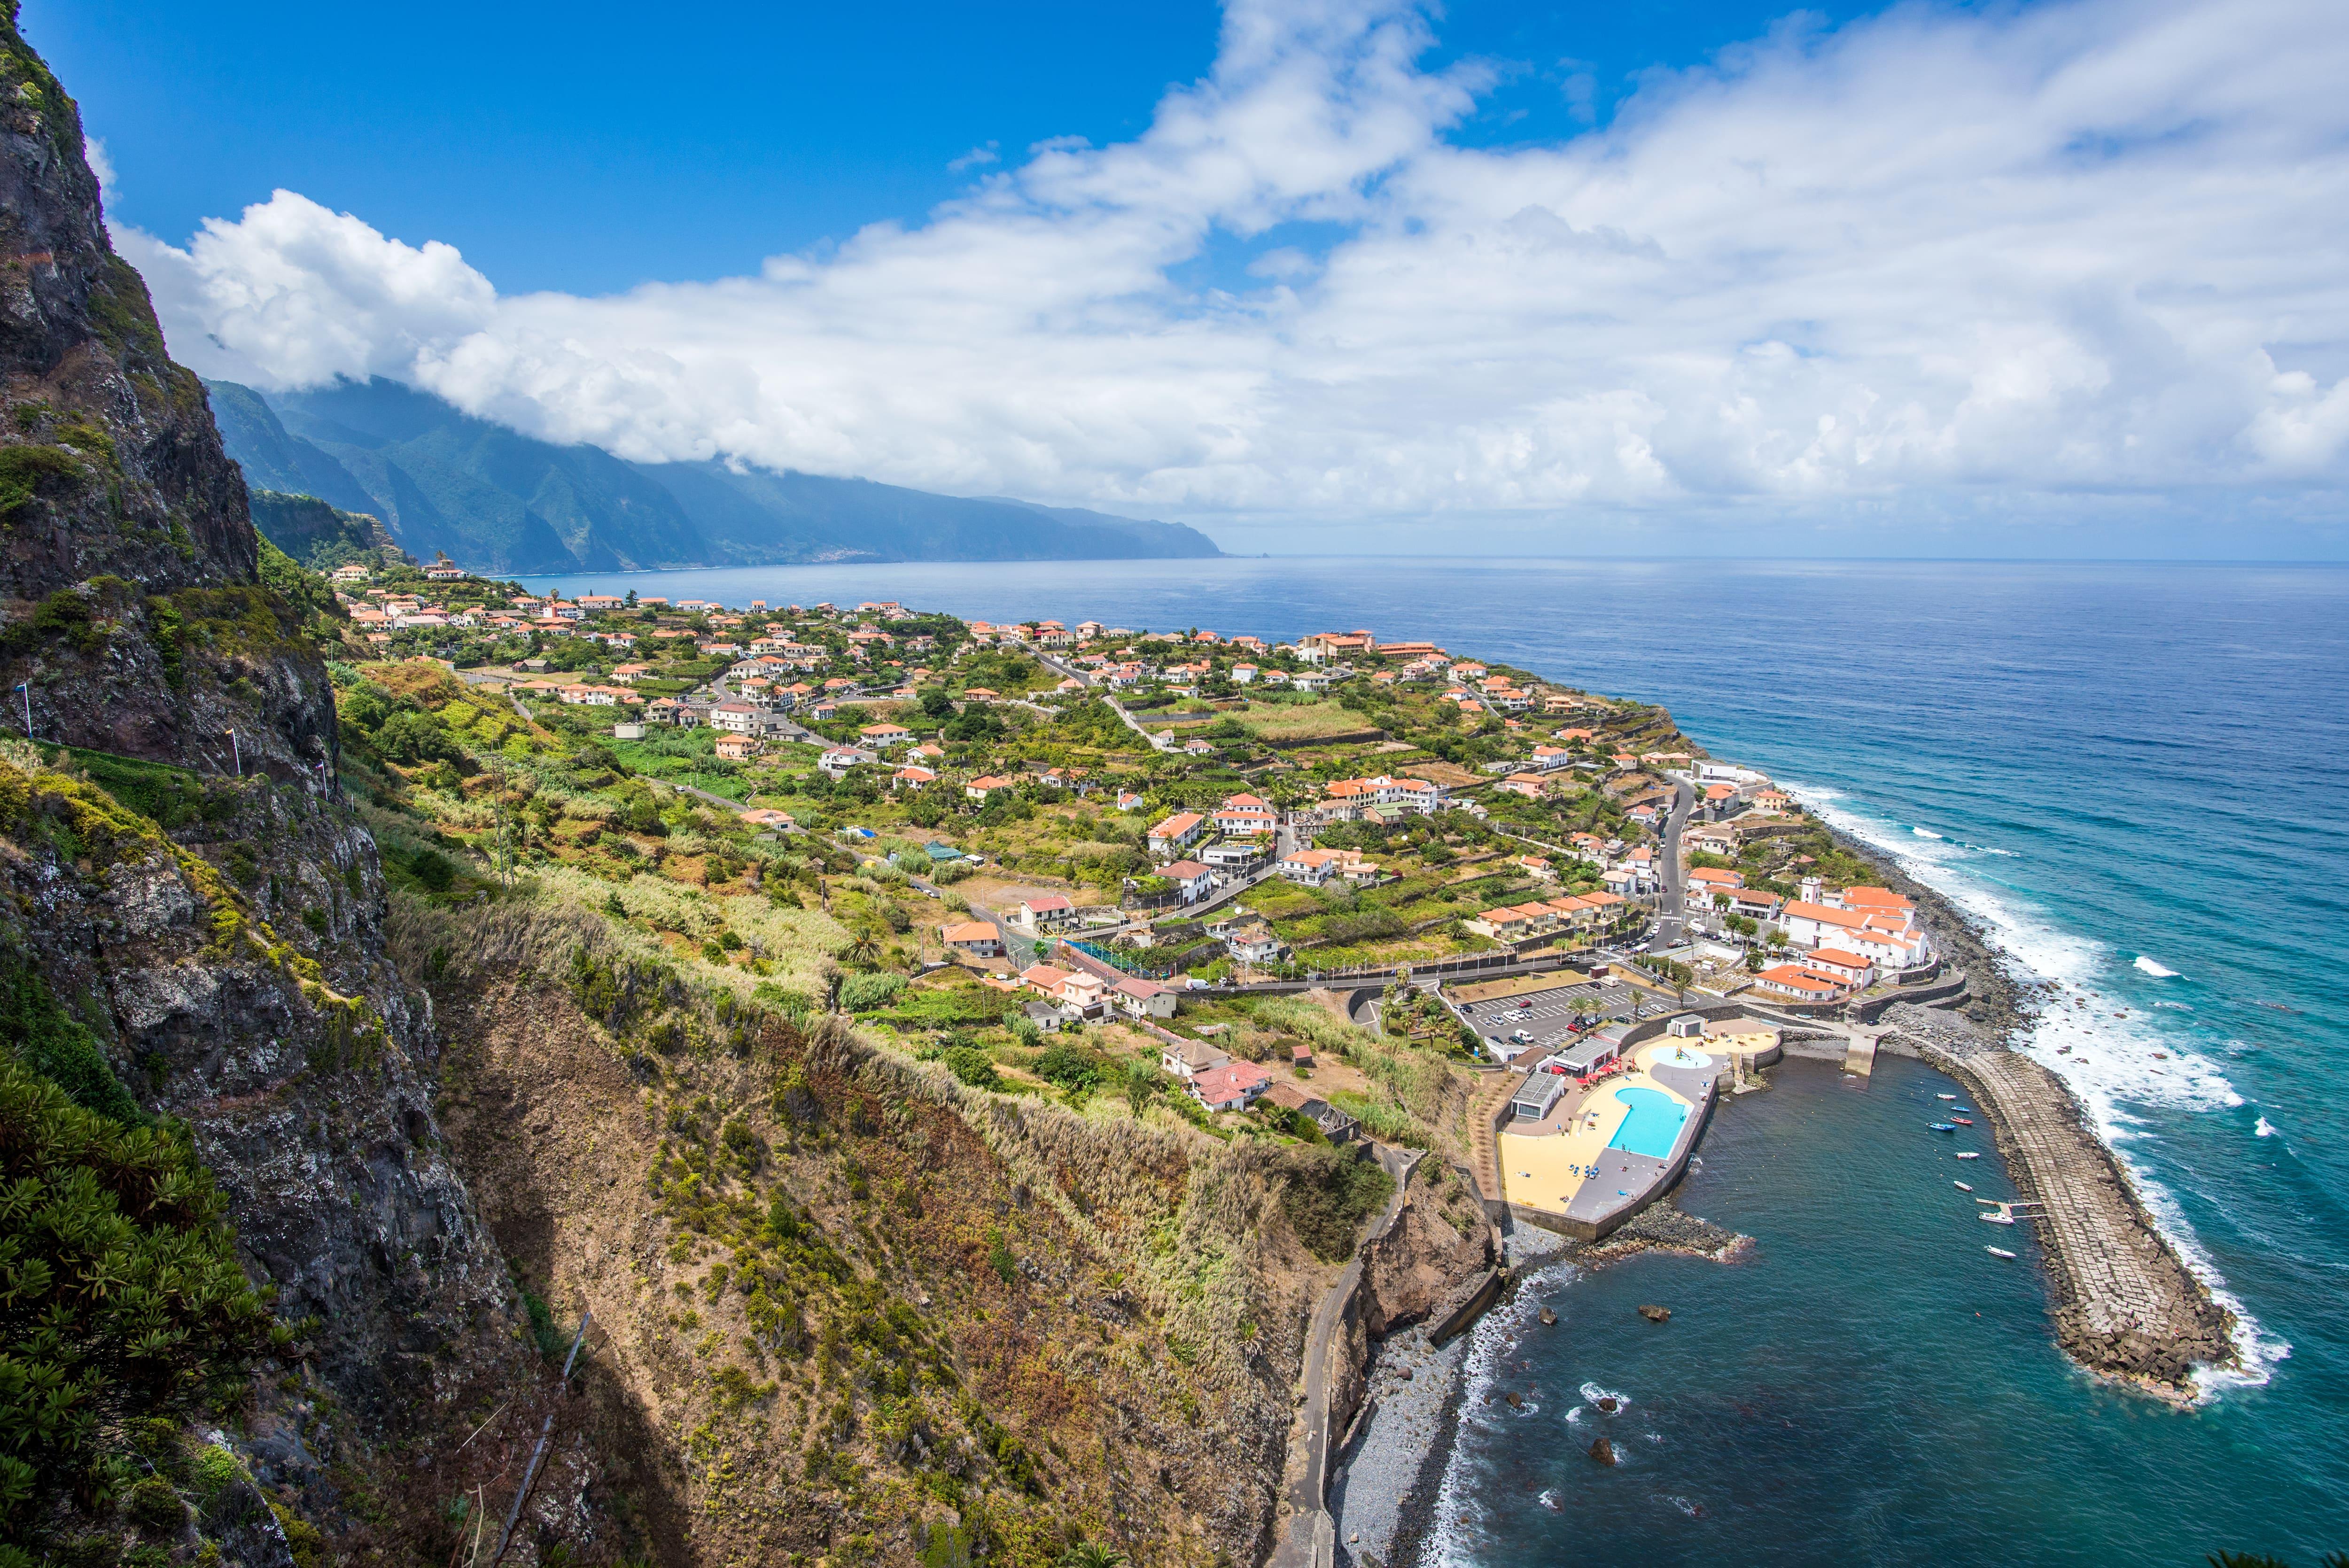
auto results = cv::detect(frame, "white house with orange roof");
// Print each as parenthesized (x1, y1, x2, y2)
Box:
(1212, 793, 1278, 835)
(942, 921, 1003, 957)
(1753, 964, 1851, 1002)
(1148, 811, 1207, 856)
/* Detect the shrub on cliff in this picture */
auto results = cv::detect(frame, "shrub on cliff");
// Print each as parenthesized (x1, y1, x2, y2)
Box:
(1276, 1146, 1395, 1262)
(0, 986, 281, 1541)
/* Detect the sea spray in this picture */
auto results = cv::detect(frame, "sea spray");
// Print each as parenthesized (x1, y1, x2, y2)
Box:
(1779, 776, 2278, 1387)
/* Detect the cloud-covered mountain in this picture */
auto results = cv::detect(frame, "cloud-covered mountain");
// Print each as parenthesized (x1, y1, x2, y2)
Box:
(208, 378, 1220, 574)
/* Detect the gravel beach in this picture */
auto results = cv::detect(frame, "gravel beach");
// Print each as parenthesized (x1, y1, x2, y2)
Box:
(1331, 1225, 1574, 1568)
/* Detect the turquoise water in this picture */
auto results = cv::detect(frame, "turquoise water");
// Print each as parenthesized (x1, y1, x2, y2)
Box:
(1607, 1088, 1689, 1160)
(521, 558, 2349, 1559)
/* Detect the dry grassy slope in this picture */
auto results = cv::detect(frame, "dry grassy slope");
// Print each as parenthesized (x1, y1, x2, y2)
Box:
(403, 896, 1340, 1568)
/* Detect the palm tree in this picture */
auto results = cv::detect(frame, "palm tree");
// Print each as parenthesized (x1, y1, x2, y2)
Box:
(1123, 1061, 1159, 1119)
(1060, 1544, 1128, 1568)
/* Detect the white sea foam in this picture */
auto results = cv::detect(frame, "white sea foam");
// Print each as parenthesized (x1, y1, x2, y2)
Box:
(2255, 1115, 2278, 1138)
(1424, 1296, 1543, 1568)
(1912, 826, 1945, 839)
(2134, 955, 2181, 978)
(1578, 1381, 1629, 1409)
(1779, 776, 2285, 1395)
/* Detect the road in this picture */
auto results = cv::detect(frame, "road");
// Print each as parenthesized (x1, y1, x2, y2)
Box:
(1271, 1143, 1421, 1568)
(1647, 776, 1695, 952)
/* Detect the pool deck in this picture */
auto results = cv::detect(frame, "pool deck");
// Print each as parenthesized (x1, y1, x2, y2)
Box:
(1499, 1036, 1724, 1241)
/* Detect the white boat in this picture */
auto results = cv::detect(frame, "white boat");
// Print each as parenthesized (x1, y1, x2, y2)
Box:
(1954, 1181, 1973, 1192)
(1937, 1093, 1957, 1100)
(1985, 1246, 2017, 1258)
(1979, 1211, 2015, 1225)
(1955, 1151, 1981, 1161)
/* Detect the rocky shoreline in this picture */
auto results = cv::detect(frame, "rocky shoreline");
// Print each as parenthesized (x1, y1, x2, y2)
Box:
(1333, 1204, 1747, 1568)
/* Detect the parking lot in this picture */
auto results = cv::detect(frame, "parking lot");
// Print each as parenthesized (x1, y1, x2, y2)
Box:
(1453, 979, 1678, 1060)
(1455, 982, 1605, 1056)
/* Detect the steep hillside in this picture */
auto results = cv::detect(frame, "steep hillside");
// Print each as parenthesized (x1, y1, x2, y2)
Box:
(0, 26, 335, 777)
(247, 489, 406, 571)
(205, 378, 1223, 573)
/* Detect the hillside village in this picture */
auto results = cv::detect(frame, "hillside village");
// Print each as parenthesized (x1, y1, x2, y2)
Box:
(321, 555, 1939, 1116)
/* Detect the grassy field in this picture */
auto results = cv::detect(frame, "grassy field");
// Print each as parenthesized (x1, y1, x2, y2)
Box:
(1232, 700, 1376, 741)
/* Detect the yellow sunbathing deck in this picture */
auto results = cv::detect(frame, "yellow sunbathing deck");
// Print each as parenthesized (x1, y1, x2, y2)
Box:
(1500, 1038, 1711, 1219)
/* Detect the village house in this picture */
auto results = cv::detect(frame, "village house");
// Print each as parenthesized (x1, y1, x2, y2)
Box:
(1016, 894, 1078, 931)
(1212, 793, 1278, 836)
(859, 722, 913, 748)
(710, 701, 761, 733)
(1799, 948, 1879, 987)
(1156, 859, 1215, 903)
(818, 746, 877, 777)
(964, 774, 1012, 802)
(1148, 811, 1207, 857)
(892, 765, 936, 790)
(1161, 1038, 1231, 1080)
(1212, 916, 1283, 966)
(714, 734, 763, 761)
(941, 921, 1004, 958)
(1189, 1060, 1274, 1113)
(1752, 963, 1853, 1002)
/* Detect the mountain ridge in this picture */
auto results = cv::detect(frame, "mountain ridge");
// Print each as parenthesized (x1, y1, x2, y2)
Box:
(209, 376, 1222, 574)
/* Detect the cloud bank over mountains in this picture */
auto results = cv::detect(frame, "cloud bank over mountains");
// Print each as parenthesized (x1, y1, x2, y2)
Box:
(117, 0, 2349, 540)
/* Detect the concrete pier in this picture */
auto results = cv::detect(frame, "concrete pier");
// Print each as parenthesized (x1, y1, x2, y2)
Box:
(1921, 1044, 2237, 1397)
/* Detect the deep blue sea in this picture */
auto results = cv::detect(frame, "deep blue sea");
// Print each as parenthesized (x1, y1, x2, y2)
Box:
(519, 558, 2349, 1563)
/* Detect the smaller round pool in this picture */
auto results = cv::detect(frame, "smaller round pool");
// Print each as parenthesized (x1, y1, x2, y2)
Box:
(1651, 1045, 1715, 1070)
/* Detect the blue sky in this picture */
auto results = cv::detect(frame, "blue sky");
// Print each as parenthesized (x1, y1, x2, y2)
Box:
(52, 0, 2349, 558)
(49, 0, 1882, 296)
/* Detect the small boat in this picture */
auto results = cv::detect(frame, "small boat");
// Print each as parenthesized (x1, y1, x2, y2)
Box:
(1953, 1105, 1976, 1113)
(1980, 1211, 2015, 1225)
(1985, 1246, 2017, 1258)
(1929, 1123, 1958, 1133)
(1952, 1117, 1975, 1126)
(1956, 1151, 1981, 1161)
(1954, 1181, 1973, 1192)
(1937, 1094, 1956, 1100)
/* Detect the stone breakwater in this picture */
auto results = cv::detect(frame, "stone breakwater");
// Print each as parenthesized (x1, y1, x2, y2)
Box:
(1912, 1040, 2239, 1399)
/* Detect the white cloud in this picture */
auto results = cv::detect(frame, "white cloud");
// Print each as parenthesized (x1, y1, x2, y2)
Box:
(947, 141, 1000, 172)
(84, 136, 115, 204)
(115, 0, 2349, 536)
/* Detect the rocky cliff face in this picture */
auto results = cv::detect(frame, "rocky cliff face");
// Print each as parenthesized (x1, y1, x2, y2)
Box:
(0, 9, 332, 779)
(0, 13, 569, 1562)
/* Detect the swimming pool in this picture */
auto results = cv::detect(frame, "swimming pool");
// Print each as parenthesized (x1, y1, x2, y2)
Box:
(1608, 1087, 1691, 1159)
(1651, 1045, 1715, 1070)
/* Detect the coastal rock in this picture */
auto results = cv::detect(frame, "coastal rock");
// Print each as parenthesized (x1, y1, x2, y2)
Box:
(1505, 1391, 1523, 1408)
(1639, 1304, 1672, 1323)
(1538, 1307, 1557, 1325)
(1595, 1396, 1620, 1414)
(1587, 1437, 1617, 1467)
(1359, 1178, 1495, 1337)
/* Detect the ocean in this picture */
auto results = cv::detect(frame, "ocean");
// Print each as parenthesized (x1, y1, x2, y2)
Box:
(516, 558, 2349, 1561)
